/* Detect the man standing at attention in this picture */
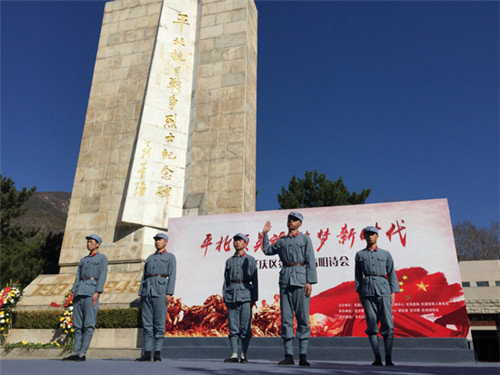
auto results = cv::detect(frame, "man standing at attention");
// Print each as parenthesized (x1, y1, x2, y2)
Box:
(63, 234, 107, 362)
(136, 233, 176, 362)
(262, 212, 317, 366)
(355, 226, 400, 366)
(223, 233, 258, 364)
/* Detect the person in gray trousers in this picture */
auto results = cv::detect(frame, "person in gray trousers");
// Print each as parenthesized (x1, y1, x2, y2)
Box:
(262, 211, 317, 367)
(223, 233, 258, 364)
(63, 234, 107, 362)
(355, 226, 400, 366)
(136, 233, 176, 362)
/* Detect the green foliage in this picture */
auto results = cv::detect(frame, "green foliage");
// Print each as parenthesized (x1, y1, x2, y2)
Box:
(453, 221, 499, 261)
(278, 170, 371, 209)
(3, 341, 71, 349)
(13, 309, 142, 329)
(1, 175, 37, 236)
(96, 308, 142, 328)
(0, 176, 63, 286)
(39, 232, 63, 275)
(0, 176, 42, 286)
(13, 310, 61, 329)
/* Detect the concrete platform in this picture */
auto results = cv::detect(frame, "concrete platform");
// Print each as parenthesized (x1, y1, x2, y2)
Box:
(1, 337, 477, 363)
(159, 337, 477, 363)
(0, 358, 499, 375)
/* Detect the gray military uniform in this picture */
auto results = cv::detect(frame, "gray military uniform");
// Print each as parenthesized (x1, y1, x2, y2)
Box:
(263, 233, 317, 355)
(139, 250, 176, 352)
(223, 252, 258, 357)
(71, 252, 108, 356)
(354, 247, 399, 336)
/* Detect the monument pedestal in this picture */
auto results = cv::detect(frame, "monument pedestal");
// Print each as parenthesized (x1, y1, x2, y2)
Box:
(18, 272, 142, 311)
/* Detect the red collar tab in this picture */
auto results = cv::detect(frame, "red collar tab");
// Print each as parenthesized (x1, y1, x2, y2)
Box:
(90, 252, 98, 257)
(156, 250, 166, 255)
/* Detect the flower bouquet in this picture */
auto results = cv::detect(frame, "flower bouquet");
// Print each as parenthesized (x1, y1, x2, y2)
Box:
(0, 281, 23, 340)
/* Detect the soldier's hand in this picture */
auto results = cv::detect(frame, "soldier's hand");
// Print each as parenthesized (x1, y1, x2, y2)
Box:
(390, 292, 395, 307)
(304, 283, 312, 298)
(166, 294, 172, 306)
(263, 221, 272, 235)
(92, 292, 99, 306)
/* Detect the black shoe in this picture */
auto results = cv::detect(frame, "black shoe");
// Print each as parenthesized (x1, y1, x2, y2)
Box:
(224, 357, 239, 363)
(62, 354, 79, 361)
(240, 357, 249, 364)
(75, 355, 86, 362)
(299, 354, 310, 367)
(372, 355, 383, 366)
(278, 354, 294, 366)
(385, 356, 395, 366)
(154, 351, 162, 362)
(135, 351, 152, 362)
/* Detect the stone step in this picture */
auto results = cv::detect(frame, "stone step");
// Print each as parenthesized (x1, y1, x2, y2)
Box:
(3, 331, 476, 363)
(159, 337, 476, 363)
(0, 348, 141, 360)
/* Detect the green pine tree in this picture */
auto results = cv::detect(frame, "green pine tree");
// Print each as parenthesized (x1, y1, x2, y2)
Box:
(277, 170, 371, 209)
(0, 175, 44, 286)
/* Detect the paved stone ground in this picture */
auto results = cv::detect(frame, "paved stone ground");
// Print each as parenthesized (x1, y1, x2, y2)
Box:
(1, 358, 499, 375)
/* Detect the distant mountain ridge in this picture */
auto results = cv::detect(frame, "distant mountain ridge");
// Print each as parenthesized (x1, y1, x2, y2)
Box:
(13, 191, 71, 234)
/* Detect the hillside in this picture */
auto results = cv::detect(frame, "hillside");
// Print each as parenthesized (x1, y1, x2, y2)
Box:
(13, 191, 71, 234)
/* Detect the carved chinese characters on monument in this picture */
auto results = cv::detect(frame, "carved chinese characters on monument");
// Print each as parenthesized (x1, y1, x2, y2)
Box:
(121, 3, 197, 228)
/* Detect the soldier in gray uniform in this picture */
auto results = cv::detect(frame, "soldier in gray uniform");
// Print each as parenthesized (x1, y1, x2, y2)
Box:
(262, 212, 317, 366)
(355, 226, 400, 366)
(223, 233, 258, 364)
(63, 234, 107, 362)
(136, 233, 176, 362)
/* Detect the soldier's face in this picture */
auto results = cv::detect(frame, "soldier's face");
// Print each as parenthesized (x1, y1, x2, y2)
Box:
(287, 216, 302, 230)
(233, 238, 246, 251)
(364, 232, 378, 246)
(87, 239, 99, 252)
(155, 238, 167, 251)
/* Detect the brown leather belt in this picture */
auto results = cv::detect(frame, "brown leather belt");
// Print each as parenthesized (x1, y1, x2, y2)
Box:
(147, 273, 168, 278)
(80, 277, 98, 281)
(283, 262, 305, 267)
(231, 280, 243, 283)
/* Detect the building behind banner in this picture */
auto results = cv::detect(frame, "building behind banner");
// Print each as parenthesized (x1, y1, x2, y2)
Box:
(459, 260, 500, 362)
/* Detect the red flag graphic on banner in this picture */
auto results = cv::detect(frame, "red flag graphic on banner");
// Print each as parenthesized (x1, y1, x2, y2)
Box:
(310, 267, 469, 337)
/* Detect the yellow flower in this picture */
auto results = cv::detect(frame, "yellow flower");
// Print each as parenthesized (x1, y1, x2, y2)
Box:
(22, 341, 28, 345)
(6, 318, 9, 323)
(1, 327, 4, 331)
(71, 328, 74, 332)
(55, 342, 61, 347)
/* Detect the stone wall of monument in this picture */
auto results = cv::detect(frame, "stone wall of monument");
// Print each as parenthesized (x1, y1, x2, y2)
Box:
(184, 0, 257, 216)
(60, 0, 164, 273)
(59, 0, 257, 275)
(22, 0, 258, 311)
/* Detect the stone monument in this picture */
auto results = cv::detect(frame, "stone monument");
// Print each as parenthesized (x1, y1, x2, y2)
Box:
(19, 0, 257, 310)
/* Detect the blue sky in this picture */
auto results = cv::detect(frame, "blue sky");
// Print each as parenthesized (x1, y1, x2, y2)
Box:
(1, 1, 498, 228)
